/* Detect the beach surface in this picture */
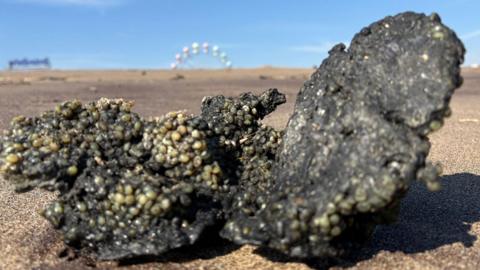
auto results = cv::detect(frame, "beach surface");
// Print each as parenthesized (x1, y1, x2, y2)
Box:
(0, 68, 479, 270)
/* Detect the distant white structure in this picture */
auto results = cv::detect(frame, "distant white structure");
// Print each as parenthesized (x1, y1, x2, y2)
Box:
(171, 42, 232, 70)
(471, 63, 479, 68)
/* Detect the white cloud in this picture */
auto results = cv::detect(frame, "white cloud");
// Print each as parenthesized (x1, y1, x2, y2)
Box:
(10, 0, 126, 7)
(289, 41, 345, 53)
(461, 29, 480, 41)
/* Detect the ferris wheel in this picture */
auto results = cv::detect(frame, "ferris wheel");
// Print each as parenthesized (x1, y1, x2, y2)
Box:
(170, 42, 232, 70)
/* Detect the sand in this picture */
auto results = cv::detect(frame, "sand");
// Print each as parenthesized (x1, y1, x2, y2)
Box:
(0, 68, 479, 270)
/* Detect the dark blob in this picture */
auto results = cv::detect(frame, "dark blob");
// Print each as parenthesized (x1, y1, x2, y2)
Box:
(220, 12, 465, 258)
(0, 99, 145, 192)
(0, 11, 466, 261)
(0, 90, 285, 260)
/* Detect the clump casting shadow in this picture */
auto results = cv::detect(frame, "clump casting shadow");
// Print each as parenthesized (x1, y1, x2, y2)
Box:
(0, 11, 465, 263)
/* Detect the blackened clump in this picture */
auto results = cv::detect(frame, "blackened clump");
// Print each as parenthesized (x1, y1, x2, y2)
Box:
(221, 12, 464, 258)
(0, 98, 144, 192)
(0, 90, 285, 260)
(0, 11, 466, 262)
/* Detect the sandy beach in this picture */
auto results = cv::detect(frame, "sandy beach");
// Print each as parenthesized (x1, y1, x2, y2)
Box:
(0, 68, 479, 270)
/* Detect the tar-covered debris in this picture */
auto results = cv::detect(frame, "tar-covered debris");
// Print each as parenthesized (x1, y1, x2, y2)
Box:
(0, 89, 285, 260)
(220, 12, 465, 258)
(0, 11, 466, 261)
(0, 98, 144, 192)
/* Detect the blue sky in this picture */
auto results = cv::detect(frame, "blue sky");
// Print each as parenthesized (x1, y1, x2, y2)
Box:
(1, 0, 479, 69)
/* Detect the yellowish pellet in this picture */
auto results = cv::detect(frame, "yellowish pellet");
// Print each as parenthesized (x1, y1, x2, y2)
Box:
(114, 193, 125, 204)
(171, 131, 181, 141)
(137, 194, 148, 205)
(191, 130, 201, 138)
(179, 154, 190, 163)
(49, 142, 60, 152)
(331, 226, 342, 236)
(125, 195, 135, 205)
(67, 165, 78, 176)
(160, 198, 171, 210)
(5, 154, 20, 164)
(146, 190, 157, 200)
(177, 125, 187, 135)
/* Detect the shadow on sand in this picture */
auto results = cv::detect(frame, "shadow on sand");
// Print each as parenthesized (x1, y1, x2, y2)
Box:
(366, 173, 479, 253)
(117, 230, 240, 266)
(68, 173, 480, 269)
(256, 173, 480, 269)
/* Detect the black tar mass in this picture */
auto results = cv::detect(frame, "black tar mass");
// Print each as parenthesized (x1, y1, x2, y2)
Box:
(0, 12, 465, 260)
(221, 12, 464, 258)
